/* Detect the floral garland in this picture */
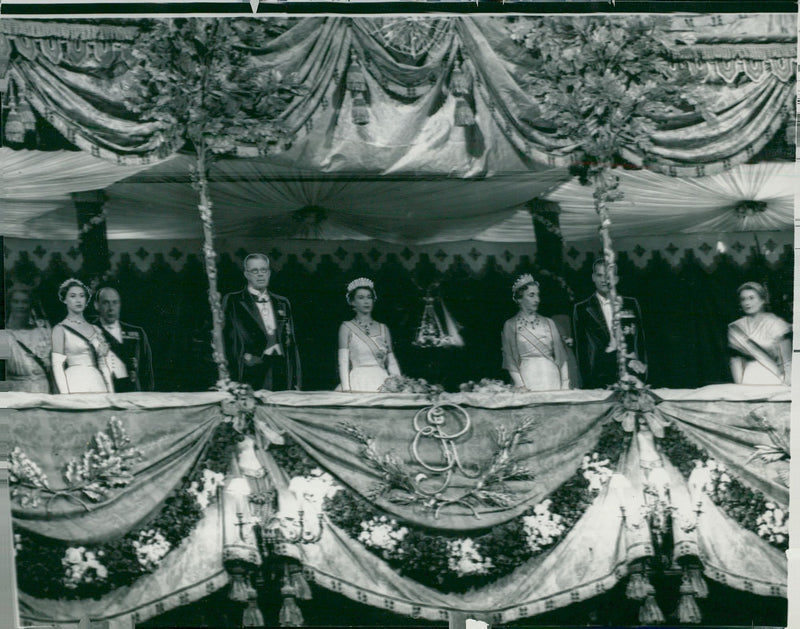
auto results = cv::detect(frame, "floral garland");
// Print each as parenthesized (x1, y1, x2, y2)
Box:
(658, 424, 788, 552)
(276, 420, 626, 593)
(379, 375, 444, 396)
(14, 422, 241, 599)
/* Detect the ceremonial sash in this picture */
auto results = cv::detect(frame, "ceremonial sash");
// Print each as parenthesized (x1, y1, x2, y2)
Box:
(8, 331, 55, 391)
(62, 324, 101, 367)
(345, 321, 389, 367)
(517, 322, 561, 369)
(728, 322, 784, 381)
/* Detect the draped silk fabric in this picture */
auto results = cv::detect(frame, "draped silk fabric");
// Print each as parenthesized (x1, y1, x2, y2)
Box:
(8, 386, 788, 627)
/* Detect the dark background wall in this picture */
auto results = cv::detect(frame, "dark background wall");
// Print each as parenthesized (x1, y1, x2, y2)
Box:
(5, 242, 793, 393)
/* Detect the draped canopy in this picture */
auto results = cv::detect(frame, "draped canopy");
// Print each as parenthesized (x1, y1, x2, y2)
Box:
(0, 14, 795, 243)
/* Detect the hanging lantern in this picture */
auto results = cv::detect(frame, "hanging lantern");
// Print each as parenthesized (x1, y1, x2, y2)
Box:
(454, 97, 475, 127)
(4, 106, 25, 143)
(352, 94, 369, 125)
(450, 60, 471, 96)
(413, 291, 464, 348)
(346, 53, 366, 93)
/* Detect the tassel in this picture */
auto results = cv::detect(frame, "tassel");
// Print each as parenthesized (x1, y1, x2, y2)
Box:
(687, 567, 708, 598)
(454, 97, 474, 127)
(346, 55, 366, 93)
(229, 573, 256, 602)
(279, 596, 304, 627)
(676, 575, 702, 624)
(242, 598, 265, 627)
(450, 60, 471, 96)
(4, 107, 25, 143)
(639, 595, 665, 624)
(625, 572, 649, 600)
(352, 94, 369, 125)
(291, 570, 312, 600)
(18, 99, 36, 133)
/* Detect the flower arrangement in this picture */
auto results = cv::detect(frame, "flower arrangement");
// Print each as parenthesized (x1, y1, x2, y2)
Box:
(288, 468, 341, 508)
(756, 503, 788, 547)
(188, 469, 227, 510)
(447, 538, 493, 577)
(521, 499, 566, 553)
(62, 547, 108, 589)
(458, 379, 516, 394)
(215, 379, 258, 433)
(132, 530, 172, 572)
(358, 516, 409, 561)
(269, 420, 627, 592)
(14, 421, 242, 599)
(379, 375, 444, 396)
(660, 425, 788, 551)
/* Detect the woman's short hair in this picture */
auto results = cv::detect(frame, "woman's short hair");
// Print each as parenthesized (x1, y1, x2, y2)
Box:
(58, 278, 90, 302)
(737, 281, 769, 305)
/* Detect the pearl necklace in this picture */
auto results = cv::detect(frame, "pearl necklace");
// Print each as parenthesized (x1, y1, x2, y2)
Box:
(354, 318, 374, 334)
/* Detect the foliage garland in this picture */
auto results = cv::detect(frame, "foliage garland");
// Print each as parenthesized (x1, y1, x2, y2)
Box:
(276, 420, 627, 593)
(14, 422, 242, 599)
(658, 424, 789, 552)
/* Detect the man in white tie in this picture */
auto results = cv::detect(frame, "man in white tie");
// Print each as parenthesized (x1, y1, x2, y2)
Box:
(572, 259, 646, 389)
(222, 253, 302, 391)
(94, 286, 154, 392)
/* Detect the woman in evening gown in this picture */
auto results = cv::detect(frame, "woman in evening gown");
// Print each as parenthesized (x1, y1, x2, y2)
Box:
(502, 274, 570, 391)
(728, 282, 791, 386)
(338, 278, 401, 392)
(5, 285, 52, 393)
(51, 278, 114, 394)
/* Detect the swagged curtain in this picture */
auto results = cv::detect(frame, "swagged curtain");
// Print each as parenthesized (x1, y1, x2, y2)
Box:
(0, 15, 795, 175)
(9, 386, 788, 627)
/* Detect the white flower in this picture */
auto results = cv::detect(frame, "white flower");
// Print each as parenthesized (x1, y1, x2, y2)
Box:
(581, 453, 612, 493)
(447, 538, 493, 577)
(132, 529, 171, 571)
(62, 546, 109, 588)
(522, 500, 566, 553)
(756, 503, 790, 545)
(356, 517, 407, 559)
(289, 471, 341, 507)
(188, 468, 226, 509)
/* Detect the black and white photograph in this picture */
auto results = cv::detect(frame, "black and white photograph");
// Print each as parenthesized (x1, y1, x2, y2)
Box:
(0, 4, 795, 628)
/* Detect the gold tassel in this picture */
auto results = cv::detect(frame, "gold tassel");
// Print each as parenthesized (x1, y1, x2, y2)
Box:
(291, 570, 312, 600)
(346, 54, 366, 93)
(4, 107, 25, 143)
(625, 572, 649, 600)
(676, 575, 702, 624)
(242, 597, 265, 627)
(18, 99, 36, 133)
(352, 94, 369, 126)
(229, 572, 255, 602)
(450, 60, 471, 96)
(454, 97, 474, 127)
(279, 595, 304, 627)
(639, 595, 665, 624)
(688, 567, 708, 598)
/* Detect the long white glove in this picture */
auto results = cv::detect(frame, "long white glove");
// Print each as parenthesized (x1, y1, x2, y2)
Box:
(51, 352, 68, 393)
(338, 349, 351, 392)
(387, 352, 401, 377)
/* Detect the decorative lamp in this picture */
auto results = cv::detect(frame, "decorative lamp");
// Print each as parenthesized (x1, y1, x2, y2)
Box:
(352, 94, 369, 126)
(733, 199, 768, 218)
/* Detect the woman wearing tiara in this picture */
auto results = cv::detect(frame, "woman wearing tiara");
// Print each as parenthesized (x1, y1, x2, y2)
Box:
(338, 278, 402, 392)
(502, 274, 570, 391)
(51, 278, 114, 394)
(728, 282, 791, 386)
(5, 285, 53, 393)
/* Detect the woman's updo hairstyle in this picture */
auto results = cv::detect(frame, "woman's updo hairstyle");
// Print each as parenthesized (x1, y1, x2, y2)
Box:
(346, 277, 377, 304)
(737, 281, 770, 308)
(511, 274, 539, 303)
(58, 278, 91, 303)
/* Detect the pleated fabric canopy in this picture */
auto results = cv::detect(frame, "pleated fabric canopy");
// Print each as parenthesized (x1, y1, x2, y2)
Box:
(1, 148, 793, 243)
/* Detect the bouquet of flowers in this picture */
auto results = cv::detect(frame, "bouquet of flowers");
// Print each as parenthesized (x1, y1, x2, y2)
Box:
(521, 499, 566, 553)
(379, 375, 444, 396)
(357, 515, 409, 560)
(62, 547, 108, 589)
(459, 378, 515, 394)
(446, 538, 493, 577)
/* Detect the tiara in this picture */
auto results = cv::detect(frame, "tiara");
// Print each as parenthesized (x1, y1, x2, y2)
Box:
(512, 274, 537, 295)
(347, 277, 374, 294)
(59, 277, 90, 293)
